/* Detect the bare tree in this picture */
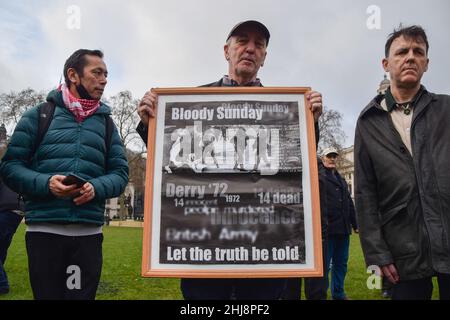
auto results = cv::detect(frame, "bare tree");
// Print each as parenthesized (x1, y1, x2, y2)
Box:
(107, 91, 145, 153)
(126, 148, 147, 194)
(0, 88, 46, 131)
(107, 91, 147, 193)
(317, 105, 347, 154)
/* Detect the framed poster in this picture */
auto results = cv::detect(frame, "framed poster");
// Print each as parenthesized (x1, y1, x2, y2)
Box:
(142, 87, 322, 278)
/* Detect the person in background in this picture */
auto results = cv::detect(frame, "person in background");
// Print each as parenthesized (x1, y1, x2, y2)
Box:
(281, 157, 329, 300)
(0, 173, 24, 295)
(321, 147, 358, 300)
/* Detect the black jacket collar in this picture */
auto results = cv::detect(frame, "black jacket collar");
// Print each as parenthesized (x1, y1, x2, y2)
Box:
(359, 85, 434, 119)
(384, 86, 425, 113)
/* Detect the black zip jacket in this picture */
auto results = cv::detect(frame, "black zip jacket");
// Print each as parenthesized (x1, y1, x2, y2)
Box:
(323, 167, 357, 235)
(0, 178, 24, 212)
(355, 87, 450, 280)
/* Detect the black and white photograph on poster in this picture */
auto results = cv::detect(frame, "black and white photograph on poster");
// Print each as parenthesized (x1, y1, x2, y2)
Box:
(142, 88, 322, 278)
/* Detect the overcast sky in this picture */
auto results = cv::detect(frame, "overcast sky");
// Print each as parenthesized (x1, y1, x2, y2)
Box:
(1, 0, 449, 146)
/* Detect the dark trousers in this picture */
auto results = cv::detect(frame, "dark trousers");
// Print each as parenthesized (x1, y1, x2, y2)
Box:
(326, 234, 350, 299)
(280, 238, 328, 300)
(304, 277, 328, 300)
(181, 278, 287, 300)
(0, 211, 23, 289)
(25, 232, 103, 300)
(391, 273, 450, 300)
(382, 276, 394, 296)
(280, 277, 328, 300)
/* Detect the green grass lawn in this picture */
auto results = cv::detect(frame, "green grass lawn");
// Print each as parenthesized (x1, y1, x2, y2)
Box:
(0, 224, 438, 300)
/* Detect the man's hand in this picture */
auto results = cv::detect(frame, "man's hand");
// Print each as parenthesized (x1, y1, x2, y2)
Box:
(49, 175, 81, 198)
(381, 264, 400, 284)
(73, 182, 96, 206)
(306, 91, 323, 122)
(137, 89, 157, 126)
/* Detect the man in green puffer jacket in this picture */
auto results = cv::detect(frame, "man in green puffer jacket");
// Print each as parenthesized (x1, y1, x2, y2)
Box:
(0, 49, 129, 300)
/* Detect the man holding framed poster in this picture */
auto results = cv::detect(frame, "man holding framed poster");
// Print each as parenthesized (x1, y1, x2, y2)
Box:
(137, 20, 324, 300)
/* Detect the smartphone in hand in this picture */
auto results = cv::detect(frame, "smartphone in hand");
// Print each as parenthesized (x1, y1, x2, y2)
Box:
(62, 174, 87, 188)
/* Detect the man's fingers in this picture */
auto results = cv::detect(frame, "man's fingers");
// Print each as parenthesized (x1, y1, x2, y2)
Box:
(67, 187, 82, 197)
(74, 183, 95, 205)
(49, 175, 81, 197)
(54, 185, 79, 198)
(143, 105, 155, 117)
(306, 91, 323, 122)
(73, 194, 88, 205)
(388, 265, 400, 283)
(137, 108, 150, 126)
(139, 97, 154, 107)
(139, 91, 157, 107)
(381, 266, 394, 283)
(382, 264, 399, 284)
(51, 175, 66, 182)
(138, 91, 157, 124)
(73, 192, 93, 205)
(61, 184, 78, 192)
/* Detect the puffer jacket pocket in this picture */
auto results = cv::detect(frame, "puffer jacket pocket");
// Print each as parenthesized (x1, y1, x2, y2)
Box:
(380, 203, 419, 259)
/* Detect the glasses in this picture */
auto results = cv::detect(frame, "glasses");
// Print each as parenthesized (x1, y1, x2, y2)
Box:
(326, 154, 338, 159)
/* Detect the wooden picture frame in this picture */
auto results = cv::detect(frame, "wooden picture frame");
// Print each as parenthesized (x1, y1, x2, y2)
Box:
(141, 87, 322, 278)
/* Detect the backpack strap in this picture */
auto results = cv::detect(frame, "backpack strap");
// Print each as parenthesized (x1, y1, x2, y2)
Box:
(30, 101, 56, 160)
(104, 114, 114, 170)
(30, 101, 115, 169)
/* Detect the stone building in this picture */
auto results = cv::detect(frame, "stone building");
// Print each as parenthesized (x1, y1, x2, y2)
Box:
(105, 182, 135, 220)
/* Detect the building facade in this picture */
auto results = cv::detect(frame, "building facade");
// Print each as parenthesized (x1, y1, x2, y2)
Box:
(337, 145, 355, 198)
(105, 182, 136, 220)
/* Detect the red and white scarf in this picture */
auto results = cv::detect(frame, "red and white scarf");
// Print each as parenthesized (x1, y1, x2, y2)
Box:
(59, 83, 101, 122)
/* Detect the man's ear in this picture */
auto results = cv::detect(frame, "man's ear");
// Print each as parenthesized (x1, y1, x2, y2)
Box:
(382, 58, 389, 72)
(224, 44, 230, 61)
(67, 68, 80, 86)
(261, 51, 267, 67)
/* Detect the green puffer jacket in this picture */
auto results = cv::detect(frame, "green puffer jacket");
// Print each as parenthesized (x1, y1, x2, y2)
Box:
(0, 89, 129, 225)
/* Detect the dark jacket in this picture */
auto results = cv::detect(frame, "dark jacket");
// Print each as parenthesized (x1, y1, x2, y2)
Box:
(317, 161, 328, 239)
(322, 166, 357, 235)
(0, 178, 24, 212)
(355, 87, 450, 280)
(0, 90, 129, 225)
